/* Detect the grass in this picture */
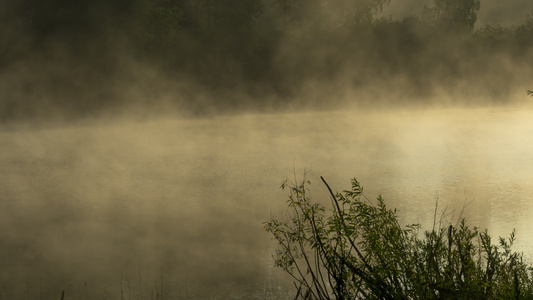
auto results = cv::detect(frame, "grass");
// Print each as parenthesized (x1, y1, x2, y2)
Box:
(0, 274, 291, 300)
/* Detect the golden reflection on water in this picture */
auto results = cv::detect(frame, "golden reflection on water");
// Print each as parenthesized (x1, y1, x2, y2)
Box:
(1, 106, 533, 298)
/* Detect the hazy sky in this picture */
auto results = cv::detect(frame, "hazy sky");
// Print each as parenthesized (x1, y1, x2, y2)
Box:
(383, 0, 533, 26)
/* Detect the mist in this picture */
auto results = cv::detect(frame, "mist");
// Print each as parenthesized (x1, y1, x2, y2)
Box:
(1, 0, 533, 123)
(2, 0, 533, 298)
(4, 108, 533, 298)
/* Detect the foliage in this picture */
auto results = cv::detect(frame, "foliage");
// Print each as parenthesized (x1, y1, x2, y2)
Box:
(272, 0, 391, 29)
(424, 0, 480, 32)
(350, 0, 391, 25)
(265, 175, 533, 299)
(2, 0, 533, 120)
(136, 0, 184, 53)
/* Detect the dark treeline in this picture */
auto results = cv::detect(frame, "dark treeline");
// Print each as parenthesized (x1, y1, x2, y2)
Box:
(1, 0, 533, 121)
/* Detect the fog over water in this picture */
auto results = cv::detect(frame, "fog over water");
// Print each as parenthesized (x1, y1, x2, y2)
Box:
(2, 0, 533, 298)
(2, 104, 533, 298)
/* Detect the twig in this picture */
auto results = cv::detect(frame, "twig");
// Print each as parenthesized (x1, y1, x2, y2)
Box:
(320, 176, 369, 269)
(433, 191, 439, 232)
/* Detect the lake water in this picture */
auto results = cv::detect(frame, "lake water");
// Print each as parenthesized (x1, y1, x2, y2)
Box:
(2, 106, 533, 299)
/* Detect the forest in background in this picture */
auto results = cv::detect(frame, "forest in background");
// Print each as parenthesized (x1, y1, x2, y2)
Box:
(1, 0, 533, 122)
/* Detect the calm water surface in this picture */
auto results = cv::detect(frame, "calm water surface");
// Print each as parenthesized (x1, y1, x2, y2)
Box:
(1, 106, 533, 298)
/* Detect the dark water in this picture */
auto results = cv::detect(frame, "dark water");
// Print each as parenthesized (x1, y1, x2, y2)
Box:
(2, 106, 533, 298)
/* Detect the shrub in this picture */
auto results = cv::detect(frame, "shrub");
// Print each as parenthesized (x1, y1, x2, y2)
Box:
(264, 174, 533, 299)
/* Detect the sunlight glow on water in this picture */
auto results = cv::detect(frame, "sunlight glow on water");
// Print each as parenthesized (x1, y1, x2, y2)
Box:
(2, 106, 533, 298)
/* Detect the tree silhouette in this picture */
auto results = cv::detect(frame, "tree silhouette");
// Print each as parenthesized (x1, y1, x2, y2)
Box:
(425, 0, 480, 32)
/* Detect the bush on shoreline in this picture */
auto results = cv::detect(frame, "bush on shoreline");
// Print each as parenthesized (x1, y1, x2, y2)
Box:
(265, 174, 533, 299)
